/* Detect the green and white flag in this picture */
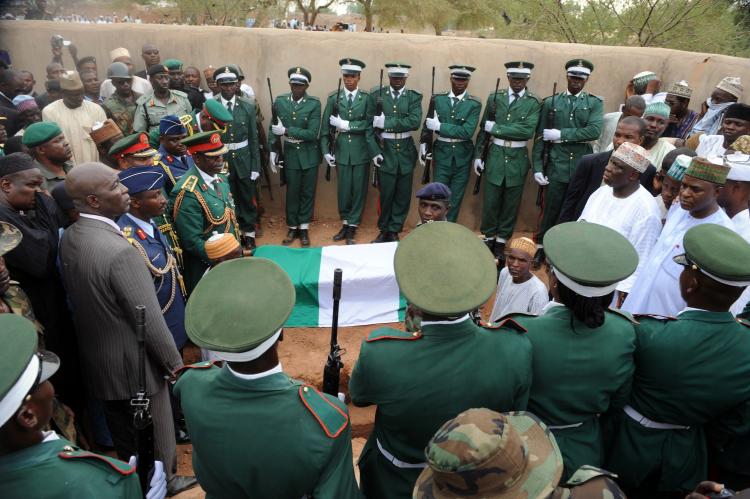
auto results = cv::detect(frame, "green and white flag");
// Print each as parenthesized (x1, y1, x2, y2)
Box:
(254, 242, 406, 327)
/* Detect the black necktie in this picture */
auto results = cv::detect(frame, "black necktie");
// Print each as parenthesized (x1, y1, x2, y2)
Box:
(347, 94, 353, 106)
(226, 101, 233, 112)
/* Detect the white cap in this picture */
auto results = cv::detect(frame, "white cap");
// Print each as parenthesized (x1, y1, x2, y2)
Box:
(726, 153, 750, 182)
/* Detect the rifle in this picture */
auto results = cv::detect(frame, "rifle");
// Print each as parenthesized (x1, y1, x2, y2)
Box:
(325, 78, 342, 182)
(473, 77, 501, 196)
(419, 66, 436, 185)
(322, 268, 343, 397)
(536, 81, 557, 206)
(372, 69, 384, 188)
(131, 305, 154, 497)
(267, 77, 286, 188)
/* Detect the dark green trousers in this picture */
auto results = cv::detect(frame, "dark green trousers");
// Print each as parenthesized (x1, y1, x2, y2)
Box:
(337, 163, 369, 226)
(228, 173, 257, 233)
(285, 167, 317, 227)
(534, 179, 568, 245)
(433, 157, 470, 223)
(480, 180, 524, 241)
(377, 169, 414, 233)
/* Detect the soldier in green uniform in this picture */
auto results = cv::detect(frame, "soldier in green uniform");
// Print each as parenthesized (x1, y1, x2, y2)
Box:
(133, 64, 192, 135)
(268, 67, 321, 247)
(370, 62, 423, 242)
(420, 65, 482, 223)
(532, 59, 603, 267)
(474, 61, 542, 263)
(0, 314, 167, 498)
(349, 222, 533, 499)
(213, 66, 262, 251)
(174, 257, 362, 498)
(509, 221, 639, 480)
(607, 223, 750, 495)
(0, 222, 43, 336)
(169, 131, 240, 294)
(193, 98, 234, 134)
(321, 58, 379, 245)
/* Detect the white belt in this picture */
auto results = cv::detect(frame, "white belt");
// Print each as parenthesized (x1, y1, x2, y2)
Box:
(376, 438, 427, 469)
(381, 132, 411, 140)
(226, 139, 249, 151)
(284, 137, 303, 144)
(436, 136, 467, 143)
(492, 138, 527, 148)
(547, 422, 584, 430)
(624, 405, 690, 430)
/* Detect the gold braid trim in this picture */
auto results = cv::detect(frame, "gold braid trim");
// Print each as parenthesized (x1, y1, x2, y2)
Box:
(129, 239, 178, 314)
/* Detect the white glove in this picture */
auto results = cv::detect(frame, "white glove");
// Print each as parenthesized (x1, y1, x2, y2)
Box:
(484, 120, 496, 133)
(329, 115, 350, 132)
(534, 172, 550, 186)
(269, 152, 278, 173)
(543, 128, 561, 141)
(425, 113, 441, 132)
(128, 457, 167, 499)
(473, 158, 484, 176)
(373, 154, 384, 167)
(419, 143, 427, 167)
(324, 153, 336, 167)
(250, 171, 260, 181)
(271, 119, 286, 136)
(373, 113, 385, 129)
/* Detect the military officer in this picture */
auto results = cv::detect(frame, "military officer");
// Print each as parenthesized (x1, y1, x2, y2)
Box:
(607, 224, 750, 495)
(349, 221, 533, 499)
(532, 59, 603, 267)
(213, 65, 261, 251)
(169, 131, 240, 294)
(0, 314, 167, 498)
(269, 67, 322, 247)
(509, 221, 639, 480)
(157, 115, 195, 193)
(474, 61, 542, 263)
(193, 98, 233, 133)
(0, 222, 43, 335)
(370, 62, 423, 243)
(321, 58, 378, 245)
(420, 65, 482, 223)
(174, 258, 362, 498)
(133, 64, 192, 135)
(108, 132, 158, 171)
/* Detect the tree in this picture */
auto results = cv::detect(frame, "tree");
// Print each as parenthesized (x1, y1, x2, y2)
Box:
(293, 0, 335, 26)
(376, 0, 494, 35)
(174, 0, 283, 26)
(349, 0, 375, 31)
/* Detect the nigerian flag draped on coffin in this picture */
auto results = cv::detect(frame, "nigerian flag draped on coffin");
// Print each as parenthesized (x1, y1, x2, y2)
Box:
(254, 242, 407, 327)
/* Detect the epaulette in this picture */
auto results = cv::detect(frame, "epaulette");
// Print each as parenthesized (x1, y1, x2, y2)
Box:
(358, 89, 370, 96)
(58, 449, 136, 475)
(174, 360, 218, 377)
(466, 94, 481, 103)
(436, 91, 450, 96)
(589, 93, 603, 102)
(305, 94, 320, 102)
(633, 313, 677, 321)
(328, 89, 341, 98)
(298, 385, 349, 438)
(566, 465, 618, 486)
(179, 175, 199, 193)
(370, 84, 385, 93)
(490, 89, 506, 98)
(525, 92, 542, 103)
(171, 89, 188, 99)
(481, 317, 527, 333)
(607, 307, 639, 325)
(738, 318, 750, 328)
(406, 88, 422, 97)
(366, 328, 422, 342)
(237, 95, 255, 106)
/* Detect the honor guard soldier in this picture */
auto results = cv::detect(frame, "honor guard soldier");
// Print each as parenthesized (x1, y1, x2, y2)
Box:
(269, 67, 322, 247)
(509, 222, 639, 480)
(133, 64, 192, 135)
(169, 131, 240, 294)
(174, 258, 362, 498)
(157, 115, 195, 193)
(607, 224, 750, 495)
(370, 62, 423, 243)
(213, 65, 261, 251)
(349, 222, 532, 499)
(474, 61, 542, 263)
(421, 65, 482, 222)
(321, 58, 379, 245)
(0, 315, 168, 499)
(532, 59, 603, 267)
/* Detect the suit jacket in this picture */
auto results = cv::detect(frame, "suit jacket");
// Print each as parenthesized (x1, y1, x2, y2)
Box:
(59, 216, 183, 400)
(558, 151, 657, 224)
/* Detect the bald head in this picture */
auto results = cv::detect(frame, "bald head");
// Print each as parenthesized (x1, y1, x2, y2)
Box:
(65, 162, 130, 218)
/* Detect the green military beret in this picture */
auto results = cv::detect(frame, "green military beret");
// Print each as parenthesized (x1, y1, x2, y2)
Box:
(202, 99, 233, 126)
(185, 258, 296, 354)
(544, 222, 638, 297)
(22, 121, 63, 147)
(108, 132, 157, 159)
(0, 221, 21, 257)
(675, 224, 750, 286)
(288, 66, 312, 84)
(163, 59, 183, 71)
(394, 222, 496, 315)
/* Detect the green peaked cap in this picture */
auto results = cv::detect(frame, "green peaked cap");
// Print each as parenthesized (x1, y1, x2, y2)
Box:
(0, 315, 37, 421)
(679, 223, 750, 285)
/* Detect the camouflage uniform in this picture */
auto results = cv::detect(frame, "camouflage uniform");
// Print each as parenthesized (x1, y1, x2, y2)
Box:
(102, 91, 141, 136)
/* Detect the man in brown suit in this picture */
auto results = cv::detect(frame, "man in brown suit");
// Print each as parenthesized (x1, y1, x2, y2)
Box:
(59, 162, 197, 496)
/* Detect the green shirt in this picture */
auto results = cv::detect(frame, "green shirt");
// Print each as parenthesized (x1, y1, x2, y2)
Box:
(269, 93, 322, 170)
(370, 86, 423, 175)
(103, 91, 141, 136)
(320, 88, 379, 166)
(133, 90, 192, 134)
(39, 161, 73, 193)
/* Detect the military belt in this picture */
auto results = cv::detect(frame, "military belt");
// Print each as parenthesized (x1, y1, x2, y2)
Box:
(283, 137, 304, 144)
(376, 438, 427, 469)
(624, 405, 690, 430)
(492, 138, 527, 148)
(436, 136, 467, 144)
(381, 132, 411, 140)
(226, 139, 249, 151)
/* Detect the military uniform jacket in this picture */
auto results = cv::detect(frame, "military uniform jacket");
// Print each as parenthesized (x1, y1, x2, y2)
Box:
(532, 91, 603, 183)
(102, 91, 141, 136)
(133, 90, 192, 134)
(0, 435, 142, 498)
(268, 93, 321, 170)
(513, 306, 636, 475)
(174, 364, 362, 499)
(474, 89, 542, 188)
(370, 86, 423, 175)
(431, 92, 482, 166)
(216, 96, 261, 179)
(158, 144, 196, 194)
(320, 88, 379, 165)
(607, 311, 750, 491)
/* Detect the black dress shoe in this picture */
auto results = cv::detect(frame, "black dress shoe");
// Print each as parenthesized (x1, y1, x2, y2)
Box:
(371, 231, 387, 243)
(345, 225, 357, 245)
(494, 242, 506, 266)
(533, 247, 545, 269)
(333, 225, 349, 241)
(167, 475, 198, 496)
(282, 228, 298, 245)
(299, 229, 310, 247)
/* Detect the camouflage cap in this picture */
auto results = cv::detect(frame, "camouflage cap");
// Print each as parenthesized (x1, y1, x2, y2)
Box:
(0, 222, 22, 257)
(413, 408, 563, 499)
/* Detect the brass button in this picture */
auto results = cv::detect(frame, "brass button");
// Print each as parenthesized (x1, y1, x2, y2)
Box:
(412, 332, 420, 337)
(63, 445, 74, 452)
(303, 386, 309, 392)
